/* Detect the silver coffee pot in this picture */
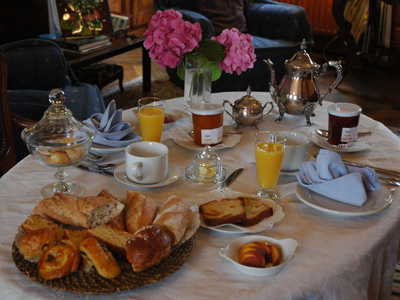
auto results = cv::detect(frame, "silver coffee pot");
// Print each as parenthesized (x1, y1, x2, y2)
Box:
(223, 86, 273, 129)
(265, 39, 343, 126)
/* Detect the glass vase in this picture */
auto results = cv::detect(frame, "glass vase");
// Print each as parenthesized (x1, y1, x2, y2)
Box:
(184, 58, 212, 112)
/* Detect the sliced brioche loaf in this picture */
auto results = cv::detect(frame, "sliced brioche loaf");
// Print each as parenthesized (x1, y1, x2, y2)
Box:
(199, 198, 246, 226)
(63, 228, 87, 247)
(237, 197, 273, 226)
(98, 189, 126, 231)
(86, 224, 132, 258)
(20, 214, 65, 240)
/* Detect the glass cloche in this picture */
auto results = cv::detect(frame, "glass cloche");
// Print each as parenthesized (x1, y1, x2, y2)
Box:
(21, 88, 95, 198)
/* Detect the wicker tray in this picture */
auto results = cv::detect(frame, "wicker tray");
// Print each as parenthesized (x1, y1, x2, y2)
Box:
(12, 236, 195, 294)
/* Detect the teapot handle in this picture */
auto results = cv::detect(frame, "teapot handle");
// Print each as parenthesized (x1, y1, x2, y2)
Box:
(314, 60, 343, 105)
(222, 100, 240, 129)
(261, 101, 274, 120)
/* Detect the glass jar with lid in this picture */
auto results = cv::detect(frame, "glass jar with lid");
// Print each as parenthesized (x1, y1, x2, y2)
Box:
(191, 103, 224, 146)
(21, 88, 95, 198)
(185, 145, 226, 184)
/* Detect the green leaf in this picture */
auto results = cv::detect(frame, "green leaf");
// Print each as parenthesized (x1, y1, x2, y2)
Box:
(211, 62, 222, 81)
(177, 60, 186, 81)
(197, 39, 225, 62)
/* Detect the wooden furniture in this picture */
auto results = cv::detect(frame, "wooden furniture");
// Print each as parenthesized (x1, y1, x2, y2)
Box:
(0, 53, 34, 176)
(108, 0, 154, 35)
(66, 37, 151, 92)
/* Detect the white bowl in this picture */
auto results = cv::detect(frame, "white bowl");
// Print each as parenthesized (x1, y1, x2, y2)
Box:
(219, 235, 298, 277)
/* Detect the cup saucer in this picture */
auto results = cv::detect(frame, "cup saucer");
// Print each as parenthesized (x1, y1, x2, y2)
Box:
(114, 163, 180, 188)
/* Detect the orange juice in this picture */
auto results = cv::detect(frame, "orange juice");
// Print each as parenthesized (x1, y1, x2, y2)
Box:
(139, 107, 165, 142)
(255, 142, 285, 190)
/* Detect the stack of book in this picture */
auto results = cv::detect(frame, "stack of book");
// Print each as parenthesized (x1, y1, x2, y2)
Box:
(48, 35, 112, 56)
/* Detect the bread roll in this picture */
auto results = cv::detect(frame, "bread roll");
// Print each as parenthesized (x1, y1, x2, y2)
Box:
(80, 237, 121, 279)
(153, 193, 191, 246)
(125, 190, 157, 234)
(126, 225, 172, 272)
(19, 228, 57, 259)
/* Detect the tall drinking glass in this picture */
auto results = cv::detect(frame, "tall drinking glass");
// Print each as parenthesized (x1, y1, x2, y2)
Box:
(138, 97, 165, 142)
(255, 131, 286, 201)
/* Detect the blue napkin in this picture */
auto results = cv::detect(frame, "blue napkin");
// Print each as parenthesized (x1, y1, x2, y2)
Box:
(85, 100, 141, 147)
(296, 149, 381, 206)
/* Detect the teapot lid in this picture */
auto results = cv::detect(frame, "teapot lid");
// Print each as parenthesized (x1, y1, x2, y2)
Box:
(234, 86, 261, 108)
(286, 39, 315, 69)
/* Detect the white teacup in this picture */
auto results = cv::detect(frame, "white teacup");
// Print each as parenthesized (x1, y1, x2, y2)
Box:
(125, 141, 168, 184)
(280, 131, 309, 171)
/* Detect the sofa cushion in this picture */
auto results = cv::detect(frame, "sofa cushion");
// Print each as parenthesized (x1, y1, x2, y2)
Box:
(197, 0, 248, 36)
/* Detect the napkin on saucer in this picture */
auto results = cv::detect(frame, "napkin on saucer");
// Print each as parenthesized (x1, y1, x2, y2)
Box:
(296, 149, 381, 206)
(85, 100, 141, 147)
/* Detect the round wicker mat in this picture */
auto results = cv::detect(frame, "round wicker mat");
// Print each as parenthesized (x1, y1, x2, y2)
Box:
(12, 236, 195, 294)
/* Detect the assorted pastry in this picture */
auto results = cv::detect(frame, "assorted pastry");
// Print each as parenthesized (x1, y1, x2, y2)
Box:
(17, 189, 192, 280)
(199, 197, 273, 227)
(38, 137, 85, 164)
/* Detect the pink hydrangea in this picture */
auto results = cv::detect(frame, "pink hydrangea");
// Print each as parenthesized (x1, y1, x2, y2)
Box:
(143, 9, 202, 69)
(211, 28, 256, 75)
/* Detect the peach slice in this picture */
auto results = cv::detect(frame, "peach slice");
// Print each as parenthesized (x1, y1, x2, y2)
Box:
(238, 243, 268, 257)
(239, 251, 265, 268)
(254, 242, 271, 255)
(269, 245, 281, 266)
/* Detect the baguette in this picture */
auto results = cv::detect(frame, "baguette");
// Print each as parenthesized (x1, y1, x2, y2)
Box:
(126, 225, 172, 272)
(153, 193, 191, 246)
(32, 192, 124, 229)
(125, 190, 157, 234)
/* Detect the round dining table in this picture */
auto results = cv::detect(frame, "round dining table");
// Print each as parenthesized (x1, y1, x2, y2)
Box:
(1, 92, 400, 300)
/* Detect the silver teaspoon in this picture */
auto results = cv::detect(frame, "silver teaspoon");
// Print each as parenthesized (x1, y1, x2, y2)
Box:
(316, 129, 372, 138)
(83, 158, 115, 170)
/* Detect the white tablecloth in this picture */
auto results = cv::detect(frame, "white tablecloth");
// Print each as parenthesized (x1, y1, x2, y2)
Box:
(1, 92, 400, 300)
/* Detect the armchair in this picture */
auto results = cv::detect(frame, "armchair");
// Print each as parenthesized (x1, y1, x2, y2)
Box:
(0, 38, 106, 162)
(154, 0, 314, 92)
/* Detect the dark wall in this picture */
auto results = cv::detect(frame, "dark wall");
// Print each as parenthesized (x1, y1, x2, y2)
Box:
(0, 0, 49, 45)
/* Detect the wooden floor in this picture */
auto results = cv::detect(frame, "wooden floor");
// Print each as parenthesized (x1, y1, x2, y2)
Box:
(103, 47, 400, 128)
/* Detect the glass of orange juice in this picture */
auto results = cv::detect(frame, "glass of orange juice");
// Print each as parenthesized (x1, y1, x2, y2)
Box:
(138, 97, 165, 142)
(255, 131, 286, 201)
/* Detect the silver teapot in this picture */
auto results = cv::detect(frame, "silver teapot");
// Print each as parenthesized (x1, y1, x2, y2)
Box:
(223, 86, 273, 129)
(265, 39, 343, 126)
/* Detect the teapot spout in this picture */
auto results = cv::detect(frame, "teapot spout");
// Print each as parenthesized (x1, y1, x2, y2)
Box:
(264, 59, 277, 101)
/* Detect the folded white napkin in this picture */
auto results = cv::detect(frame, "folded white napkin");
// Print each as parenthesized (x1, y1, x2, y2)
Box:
(296, 149, 381, 206)
(85, 100, 141, 147)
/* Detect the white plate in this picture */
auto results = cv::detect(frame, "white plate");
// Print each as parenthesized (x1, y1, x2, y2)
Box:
(192, 188, 284, 233)
(132, 108, 188, 130)
(90, 143, 127, 155)
(309, 129, 375, 153)
(171, 126, 241, 150)
(280, 170, 298, 176)
(295, 183, 393, 216)
(114, 163, 180, 188)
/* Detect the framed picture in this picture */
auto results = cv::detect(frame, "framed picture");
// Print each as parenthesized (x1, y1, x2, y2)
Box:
(55, 0, 114, 38)
(111, 11, 132, 32)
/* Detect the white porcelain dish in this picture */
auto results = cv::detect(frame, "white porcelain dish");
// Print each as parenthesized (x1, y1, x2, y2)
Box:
(309, 129, 375, 153)
(114, 163, 180, 188)
(193, 188, 284, 233)
(295, 183, 393, 216)
(90, 143, 127, 155)
(132, 108, 188, 130)
(219, 235, 298, 277)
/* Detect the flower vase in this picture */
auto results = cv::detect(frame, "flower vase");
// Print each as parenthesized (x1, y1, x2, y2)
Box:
(184, 58, 212, 112)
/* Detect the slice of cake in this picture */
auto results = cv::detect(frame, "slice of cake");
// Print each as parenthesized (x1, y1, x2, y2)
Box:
(199, 198, 246, 226)
(86, 224, 133, 259)
(237, 197, 273, 227)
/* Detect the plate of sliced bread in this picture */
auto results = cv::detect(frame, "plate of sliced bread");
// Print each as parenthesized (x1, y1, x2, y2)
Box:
(193, 188, 284, 233)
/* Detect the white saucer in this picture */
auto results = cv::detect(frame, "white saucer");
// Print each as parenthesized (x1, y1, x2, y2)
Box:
(295, 183, 393, 216)
(90, 143, 127, 155)
(114, 163, 180, 188)
(309, 129, 375, 153)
